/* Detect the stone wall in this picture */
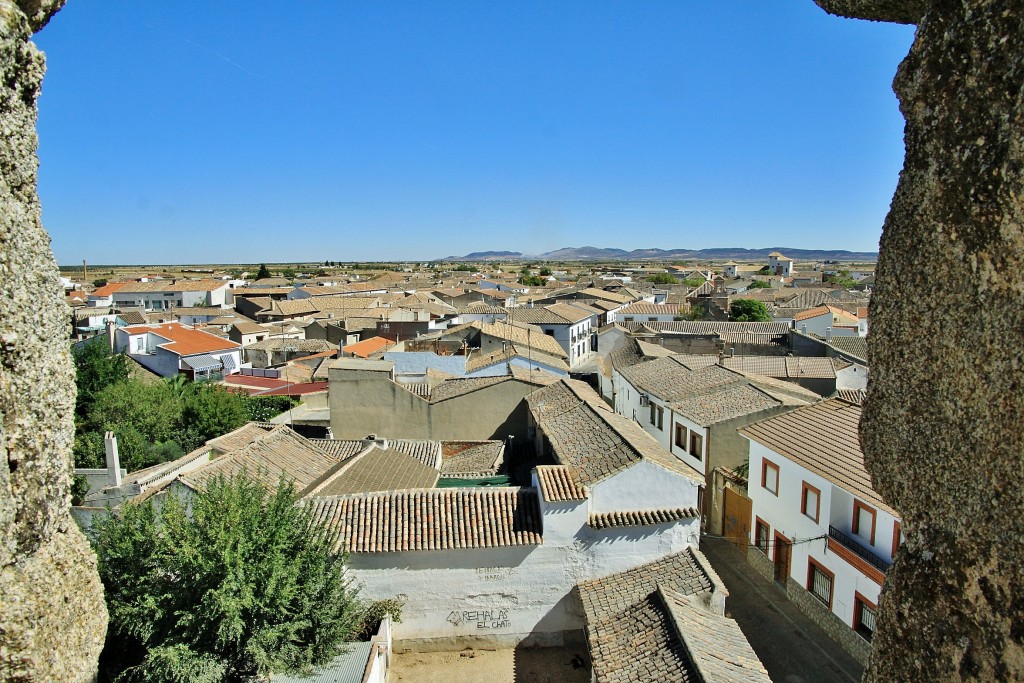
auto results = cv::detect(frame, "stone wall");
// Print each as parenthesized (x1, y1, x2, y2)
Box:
(812, 1, 1024, 680)
(0, 2, 107, 680)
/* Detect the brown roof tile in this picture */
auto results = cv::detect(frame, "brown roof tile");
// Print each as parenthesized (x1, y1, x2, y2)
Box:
(535, 465, 588, 502)
(305, 487, 543, 553)
(589, 508, 698, 529)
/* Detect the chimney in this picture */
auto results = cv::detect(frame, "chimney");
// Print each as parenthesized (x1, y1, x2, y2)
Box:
(826, 327, 833, 341)
(104, 431, 123, 487)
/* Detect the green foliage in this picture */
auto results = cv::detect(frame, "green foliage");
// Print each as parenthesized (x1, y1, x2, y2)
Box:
(824, 273, 858, 288)
(729, 299, 772, 322)
(256, 264, 272, 279)
(91, 473, 363, 682)
(71, 474, 91, 506)
(358, 599, 404, 640)
(281, 267, 297, 279)
(90, 381, 182, 446)
(244, 395, 298, 423)
(93, 278, 108, 288)
(177, 385, 250, 451)
(72, 339, 130, 417)
(646, 273, 678, 285)
(453, 264, 476, 272)
(682, 277, 706, 288)
(538, 266, 552, 277)
(748, 280, 771, 289)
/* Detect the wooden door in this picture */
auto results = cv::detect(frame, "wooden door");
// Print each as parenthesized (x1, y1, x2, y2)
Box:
(773, 532, 792, 583)
(722, 487, 752, 554)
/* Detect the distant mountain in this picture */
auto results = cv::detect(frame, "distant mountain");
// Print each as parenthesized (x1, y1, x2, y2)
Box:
(442, 246, 877, 262)
(442, 250, 522, 261)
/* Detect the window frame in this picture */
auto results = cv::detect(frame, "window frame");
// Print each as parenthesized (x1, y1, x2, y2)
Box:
(853, 592, 878, 641)
(689, 431, 703, 460)
(853, 500, 878, 545)
(674, 423, 687, 449)
(807, 557, 835, 609)
(801, 481, 821, 523)
(754, 516, 771, 555)
(891, 520, 903, 559)
(761, 459, 779, 496)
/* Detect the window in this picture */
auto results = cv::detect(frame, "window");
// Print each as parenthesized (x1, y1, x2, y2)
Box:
(807, 558, 834, 608)
(623, 316, 634, 322)
(761, 459, 779, 495)
(853, 593, 877, 641)
(755, 517, 771, 555)
(689, 432, 703, 460)
(892, 521, 903, 559)
(853, 500, 877, 545)
(675, 423, 687, 449)
(801, 482, 821, 523)
(649, 404, 664, 430)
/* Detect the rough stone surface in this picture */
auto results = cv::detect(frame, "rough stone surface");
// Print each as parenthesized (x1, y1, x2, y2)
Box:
(0, 2, 107, 681)
(812, 0, 928, 25)
(814, 1, 1024, 681)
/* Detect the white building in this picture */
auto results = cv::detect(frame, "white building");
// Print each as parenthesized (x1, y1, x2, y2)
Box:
(768, 251, 795, 277)
(112, 279, 231, 311)
(792, 305, 862, 338)
(741, 398, 900, 661)
(507, 303, 599, 369)
(114, 322, 242, 379)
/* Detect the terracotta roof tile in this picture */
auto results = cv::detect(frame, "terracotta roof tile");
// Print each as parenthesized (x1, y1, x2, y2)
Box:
(589, 508, 698, 529)
(305, 487, 543, 553)
(535, 465, 588, 502)
(120, 322, 240, 356)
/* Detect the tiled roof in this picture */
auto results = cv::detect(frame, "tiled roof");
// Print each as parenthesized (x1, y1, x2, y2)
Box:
(307, 439, 366, 460)
(472, 321, 569, 358)
(618, 303, 683, 316)
(508, 365, 564, 385)
(429, 375, 510, 403)
(535, 465, 588, 502)
(180, 426, 340, 492)
(508, 307, 572, 325)
(577, 288, 634, 304)
(621, 320, 790, 336)
(827, 335, 869, 363)
(116, 279, 226, 293)
(670, 384, 780, 426)
(231, 321, 266, 334)
(589, 508, 697, 529)
(120, 322, 240, 356)
(527, 379, 703, 487)
(91, 282, 129, 297)
(740, 399, 896, 515)
(661, 589, 772, 683)
(305, 487, 543, 553)
(307, 447, 440, 496)
(440, 441, 504, 477)
(343, 336, 395, 358)
(836, 388, 867, 405)
(390, 440, 442, 468)
(618, 357, 742, 402)
(578, 549, 721, 683)
(670, 355, 837, 380)
(545, 303, 596, 323)
(116, 311, 147, 325)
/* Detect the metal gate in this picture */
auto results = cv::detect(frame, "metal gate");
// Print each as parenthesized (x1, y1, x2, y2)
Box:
(722, 487, 752, 553)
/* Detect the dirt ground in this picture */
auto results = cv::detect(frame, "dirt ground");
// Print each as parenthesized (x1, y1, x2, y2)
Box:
(390, 646, 591, 683)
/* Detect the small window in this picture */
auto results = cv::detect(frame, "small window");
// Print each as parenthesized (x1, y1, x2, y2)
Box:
(689, 432, 703, 460)
(853, 500, 877, 545)
(755, 517, 770, 555)
(674, 423, 687, 449)
(648, 316, 657, 322)
(892, 520, 903, 559)
(801, 482, 821, 523)
(807, 558, 834, 608)
(761, 460, 779, 495)
(854, 593, 877, 641)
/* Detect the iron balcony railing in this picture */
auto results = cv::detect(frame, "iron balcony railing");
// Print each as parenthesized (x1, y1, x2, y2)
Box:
(828, 526, 890, 574)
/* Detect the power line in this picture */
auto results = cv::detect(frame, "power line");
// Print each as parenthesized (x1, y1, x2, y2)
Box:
(701, 531, 827, 551)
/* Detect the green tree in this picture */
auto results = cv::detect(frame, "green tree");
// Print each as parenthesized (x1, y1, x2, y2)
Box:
(729, 299, 772, 322)
(177, 385, 249, 451)
(256, 264, 272, 279)
(281, 267, 297, 280)
(92, 278, 108, 288)
(748, 280, 771, 288)
(91, 473, 364, 682)
(646, 273, 677, 285)
(72, 339, 130, 417)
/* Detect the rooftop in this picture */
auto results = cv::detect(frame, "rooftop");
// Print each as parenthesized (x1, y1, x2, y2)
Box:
(120, 322, 240, 356)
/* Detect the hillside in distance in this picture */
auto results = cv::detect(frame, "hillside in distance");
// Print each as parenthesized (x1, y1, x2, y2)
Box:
(441, 246, 878, 262)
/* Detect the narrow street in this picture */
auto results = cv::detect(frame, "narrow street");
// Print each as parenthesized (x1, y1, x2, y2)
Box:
(701, 536, 865, 683)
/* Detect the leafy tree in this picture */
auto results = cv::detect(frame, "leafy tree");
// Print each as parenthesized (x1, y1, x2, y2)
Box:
(92, 278, 108, 288)
(256, 264, 272, 279)
(177, 385, 249, 450)
(683, 277, 706, 288)
(91, 473, 364, 683)
(72, 339, 130, 417)
(646, 273, 677, 285)
(748, 280, 771, 289)
(281, 267, 297, 280)
(539, 266, 552, 277)
(729, 299, 772, 322)
(244, 395, 298, 423)
(89, 380, 182, 447)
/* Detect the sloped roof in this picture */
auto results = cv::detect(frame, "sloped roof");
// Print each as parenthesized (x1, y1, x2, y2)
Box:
(117, 279, 226, 293)
(180, 425, 340, 492)
(526, 379, 702, 488)
(535, 465, 588, 502)
(740, 399, 896, 515)
(307, 447, 440, 496)
(305, 487, 543, 553)
(91, 281, 129, 297)
(120, 322, 240, 356)
(440, 441, 504, 478)
(343, 336, 395, 358)
(827, 335, 869, 364)
(619, 302, 683, 316)
(670, 384, 781, 426)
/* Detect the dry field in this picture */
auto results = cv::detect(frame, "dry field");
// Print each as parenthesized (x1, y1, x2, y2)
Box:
(390, 646, 591, 683)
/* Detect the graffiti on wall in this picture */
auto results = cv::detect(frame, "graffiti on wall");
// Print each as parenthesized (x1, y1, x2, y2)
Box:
(446, 607, 512, 629)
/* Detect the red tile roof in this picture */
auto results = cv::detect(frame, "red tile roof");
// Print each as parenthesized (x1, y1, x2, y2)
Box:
(90, 282, 129, 297)
(343, 336, 395, 358)
(121, 322, 239, 356)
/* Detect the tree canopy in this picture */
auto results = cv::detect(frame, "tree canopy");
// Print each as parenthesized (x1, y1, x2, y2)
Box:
(729, 299, 772, 322)
(255, 264, 272, 279)
(91, 473, 363, 682)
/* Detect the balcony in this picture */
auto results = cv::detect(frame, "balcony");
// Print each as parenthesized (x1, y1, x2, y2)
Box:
(827, 526, 891, 585)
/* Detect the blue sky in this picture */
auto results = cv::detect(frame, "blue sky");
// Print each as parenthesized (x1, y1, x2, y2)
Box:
(35, 2, 916, 264)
